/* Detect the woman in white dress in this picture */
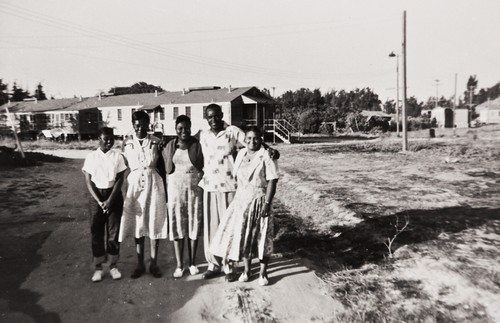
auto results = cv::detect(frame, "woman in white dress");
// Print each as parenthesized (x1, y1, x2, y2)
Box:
(162, 115, 204, 278)
(119, 110, 167, 279)
(209, 126, 279, 286)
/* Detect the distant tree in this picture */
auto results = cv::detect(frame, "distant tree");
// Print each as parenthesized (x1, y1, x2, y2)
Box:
(11, 82, 30, 102)
(406, 96, 424, 117)
(0, 79, 8, 105)
(383, 99, 396, 114)
(475, 81, 500, 104)
(423, 96, 454, 110)
(109, 82, 164, 95)
(34, 82, 47, 100)
(261, 88, 272, 98)
(463, 75, 478, 107)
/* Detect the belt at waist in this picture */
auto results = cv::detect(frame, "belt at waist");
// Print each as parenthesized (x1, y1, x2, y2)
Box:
(130, 166, 156, 172)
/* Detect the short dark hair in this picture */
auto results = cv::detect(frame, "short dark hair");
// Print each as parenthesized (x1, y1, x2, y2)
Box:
(205, 103, 222, 114)
(245, 125, 263, 137)
(132, 110, 150, 124)
(176, 114, 191, 127)
(98, 127, 114, 137)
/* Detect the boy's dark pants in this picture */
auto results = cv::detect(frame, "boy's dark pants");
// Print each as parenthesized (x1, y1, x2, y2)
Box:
(89, 188, 123, 267)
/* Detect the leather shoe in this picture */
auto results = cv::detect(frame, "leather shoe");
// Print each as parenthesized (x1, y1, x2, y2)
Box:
(131, 266, 145, 279)
(202, 270, 220, 279)
(225, 273, 237, 282)
(150, 264, 162, 278)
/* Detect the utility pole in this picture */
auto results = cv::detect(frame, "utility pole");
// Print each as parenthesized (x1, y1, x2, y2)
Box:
(435, 79, 440, 109)
(401, 10, 408, 151)
(389, 51, 400, 136)
(453, 73, 458, 109)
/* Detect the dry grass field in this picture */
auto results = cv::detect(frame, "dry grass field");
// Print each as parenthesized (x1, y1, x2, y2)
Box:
(273, 125, 500, 322)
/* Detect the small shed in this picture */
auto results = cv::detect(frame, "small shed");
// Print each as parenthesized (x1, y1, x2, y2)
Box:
(360, 110, 392, 131)
(431, 107, 453, 128)
(454, 109, 470, 128)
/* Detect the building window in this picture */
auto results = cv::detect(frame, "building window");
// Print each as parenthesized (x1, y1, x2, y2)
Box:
(159, 108, 165, 121)
(117, 109, 122, 121)
(185, 106, 191, 118)
(173, 107, 179, 120)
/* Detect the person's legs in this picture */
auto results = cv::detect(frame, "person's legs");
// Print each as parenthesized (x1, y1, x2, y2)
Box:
(107, 194, 123, 270)
(149, 239, 162, 278)
(258, 257, 270, 286)
(238, 257, 251, 282)
(90, 199, 106, 282)
(259, 257, 269, 277)
(131, 237, 145, 279)
(203, 191, 222, 273)
(188, 238, 198, 267)
(173, 239, 184, 269)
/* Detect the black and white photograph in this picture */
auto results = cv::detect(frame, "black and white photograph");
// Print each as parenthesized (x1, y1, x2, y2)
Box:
(1, 0, 499, 322)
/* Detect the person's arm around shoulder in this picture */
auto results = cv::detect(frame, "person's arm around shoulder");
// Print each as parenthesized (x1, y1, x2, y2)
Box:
(262, 142, 280, 160)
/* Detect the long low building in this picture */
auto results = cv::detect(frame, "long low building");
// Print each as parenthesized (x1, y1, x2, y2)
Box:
(0, 86, 276, 139)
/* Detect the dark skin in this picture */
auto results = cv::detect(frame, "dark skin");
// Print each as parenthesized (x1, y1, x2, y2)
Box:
(83, 134, 125, 213)
(133, 119, 149, 139)
(240, 130, 278, 280)
(205, 107, 280, 159)
(172, 121, 199, 271)
(129, 117, 162, 278)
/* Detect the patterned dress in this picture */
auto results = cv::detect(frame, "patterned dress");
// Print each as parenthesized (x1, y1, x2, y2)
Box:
(118, 134, 167, 241)
(167, 148, 203, 240)
(209, 147, 279, 261)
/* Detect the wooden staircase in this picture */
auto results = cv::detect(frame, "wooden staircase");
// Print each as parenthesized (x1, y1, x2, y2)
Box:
(264, 119, 301, 144)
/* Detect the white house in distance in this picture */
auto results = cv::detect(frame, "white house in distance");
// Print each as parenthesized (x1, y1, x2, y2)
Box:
(476, 97, 500, 124)
(423, 107, 469, 128)
(0, 86, 279, 140)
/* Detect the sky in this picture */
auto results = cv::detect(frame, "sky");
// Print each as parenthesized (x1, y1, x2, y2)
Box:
(1, 0, 499, 103)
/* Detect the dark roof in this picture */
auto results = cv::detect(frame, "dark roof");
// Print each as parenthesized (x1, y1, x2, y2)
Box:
(476, 97, 500, 111)
(1, 98, 81, 113)
(1, 86, 273, 113)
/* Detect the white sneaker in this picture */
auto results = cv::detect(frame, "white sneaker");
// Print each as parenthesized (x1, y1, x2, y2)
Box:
(173, 267, 184, 278)
(91, 270, 103, 282)
(110, 268, 122, 280)
(238, 272, 249, 282)
(258, 275, 269, 286)
(189, 265, 199, 276)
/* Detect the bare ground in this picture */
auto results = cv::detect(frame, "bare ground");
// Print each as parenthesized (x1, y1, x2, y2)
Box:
(0, 151, 337, 323)
(1, 126, 499, 322)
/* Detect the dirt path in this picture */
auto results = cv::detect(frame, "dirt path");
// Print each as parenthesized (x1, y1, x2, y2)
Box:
(0, 153, 339, 322)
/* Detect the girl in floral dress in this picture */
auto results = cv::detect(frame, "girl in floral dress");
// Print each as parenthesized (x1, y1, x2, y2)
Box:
(209, 126, 279, 286)
(119, 110, 167, 279)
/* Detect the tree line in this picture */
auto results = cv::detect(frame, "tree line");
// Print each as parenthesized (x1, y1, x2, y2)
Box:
(1, 76, 498, 133)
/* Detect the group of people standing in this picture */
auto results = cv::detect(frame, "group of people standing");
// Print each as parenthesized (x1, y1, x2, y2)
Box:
(82, 104, 279, 286)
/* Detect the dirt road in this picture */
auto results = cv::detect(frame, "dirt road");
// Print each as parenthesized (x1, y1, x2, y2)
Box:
(0, 152, 339, 323)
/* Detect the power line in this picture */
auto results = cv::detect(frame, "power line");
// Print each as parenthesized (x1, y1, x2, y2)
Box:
(0, 3, 331, 80)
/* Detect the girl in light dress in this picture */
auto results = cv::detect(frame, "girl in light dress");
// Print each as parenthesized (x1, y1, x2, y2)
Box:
(209, 126, 279, 286)
(119, 110, 167, 279)
(162, 115, 204, 278)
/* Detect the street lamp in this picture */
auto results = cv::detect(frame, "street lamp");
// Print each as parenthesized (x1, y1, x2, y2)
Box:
(389, 51, 400, 137)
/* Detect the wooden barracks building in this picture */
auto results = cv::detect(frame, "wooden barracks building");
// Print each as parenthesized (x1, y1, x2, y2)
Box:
(0, 86, 293, 141)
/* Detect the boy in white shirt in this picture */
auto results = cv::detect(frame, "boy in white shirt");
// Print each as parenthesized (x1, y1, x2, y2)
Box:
(82, 127, 127, 282)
